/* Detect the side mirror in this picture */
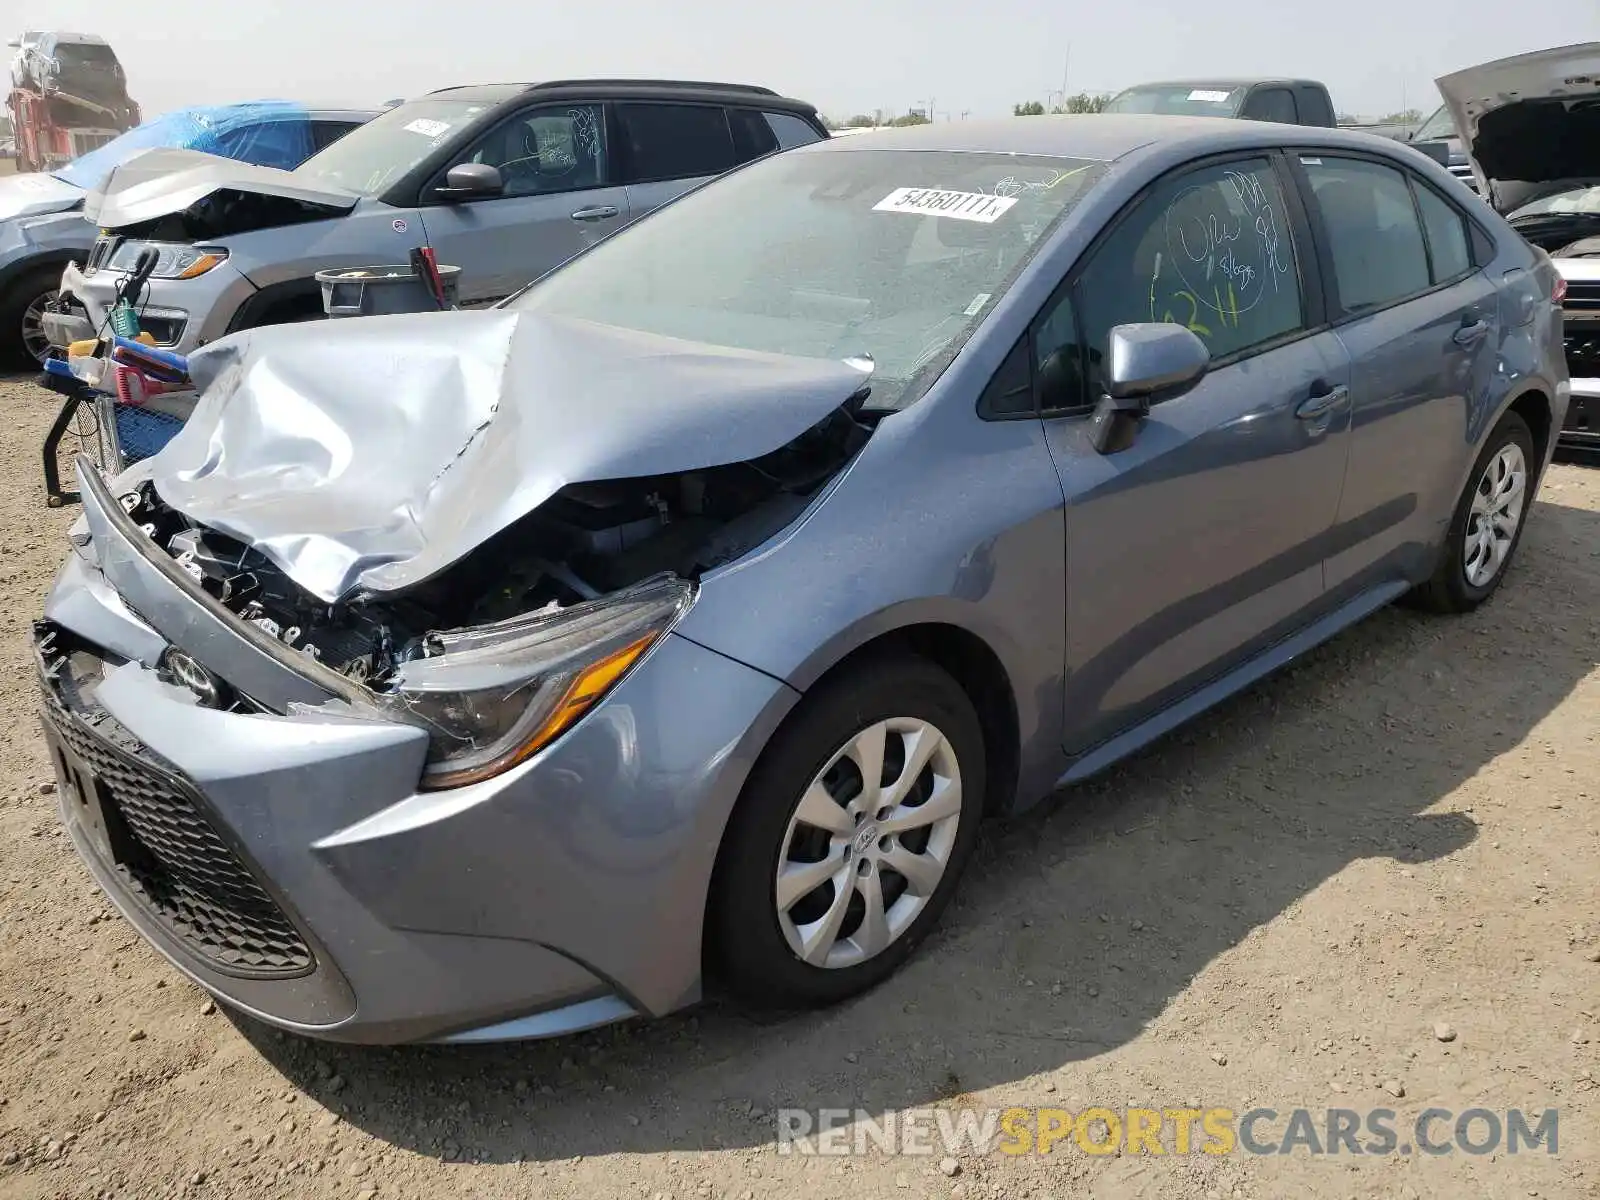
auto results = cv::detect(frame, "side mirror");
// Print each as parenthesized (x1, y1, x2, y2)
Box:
(1089, 323, 1210, 454)
(436, 162, 504, 200)
(1107, 322, 1209, 402)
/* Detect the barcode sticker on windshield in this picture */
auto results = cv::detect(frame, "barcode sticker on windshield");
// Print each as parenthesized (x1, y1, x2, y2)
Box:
(403, 118, 452, 138)
(874, 188, 1018, 224)
(1187, 89, 1232, 102)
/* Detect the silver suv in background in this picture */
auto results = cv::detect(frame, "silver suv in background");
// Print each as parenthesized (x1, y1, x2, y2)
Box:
(0, 103, 375, 366)
(47, 80, 829, 354)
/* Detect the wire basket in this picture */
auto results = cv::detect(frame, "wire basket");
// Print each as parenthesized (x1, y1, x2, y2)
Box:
(113, 401, 186, 466)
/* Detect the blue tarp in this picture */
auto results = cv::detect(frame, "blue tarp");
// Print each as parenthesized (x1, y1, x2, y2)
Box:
(53, 100, 316, 188)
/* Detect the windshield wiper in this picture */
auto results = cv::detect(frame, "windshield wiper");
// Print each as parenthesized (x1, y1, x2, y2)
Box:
(1512, 211, 1600, 227)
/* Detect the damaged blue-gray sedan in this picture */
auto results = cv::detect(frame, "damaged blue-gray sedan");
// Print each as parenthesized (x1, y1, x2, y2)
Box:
(37, 115, 1568, 1044)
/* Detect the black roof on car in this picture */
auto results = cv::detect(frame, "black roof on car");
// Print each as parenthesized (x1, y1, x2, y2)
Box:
(421, 79, 819, 115)
(1116, 78, 1325, 92)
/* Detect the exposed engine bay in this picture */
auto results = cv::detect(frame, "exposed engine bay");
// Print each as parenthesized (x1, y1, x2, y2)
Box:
(110, 188, 346, 242)
(122, 401, 873, 699)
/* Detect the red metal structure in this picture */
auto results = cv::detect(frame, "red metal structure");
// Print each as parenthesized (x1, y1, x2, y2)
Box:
(7, 32, 138, 172)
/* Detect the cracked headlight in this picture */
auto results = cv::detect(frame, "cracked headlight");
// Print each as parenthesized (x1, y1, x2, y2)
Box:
(106, 240, 228, 280)
(383, 573, 694, 790)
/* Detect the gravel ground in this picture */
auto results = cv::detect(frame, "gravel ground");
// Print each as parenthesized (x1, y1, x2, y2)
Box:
(0, 370, 1595, 1200)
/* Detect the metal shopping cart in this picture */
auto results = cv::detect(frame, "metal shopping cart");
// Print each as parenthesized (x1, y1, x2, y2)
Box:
(38, 244, 194, 506)
(39, 337, 193, 507)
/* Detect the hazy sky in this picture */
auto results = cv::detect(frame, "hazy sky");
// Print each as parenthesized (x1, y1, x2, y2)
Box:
(13, 0, 1597, 124)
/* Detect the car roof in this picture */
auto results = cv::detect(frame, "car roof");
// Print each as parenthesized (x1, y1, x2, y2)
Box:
(302, 108, 385, 123)
(40, 31, 111, 46)
(421, 79, 819, 116)
(799, 113, 1413, 160)
(1117, 78, 1323, 92)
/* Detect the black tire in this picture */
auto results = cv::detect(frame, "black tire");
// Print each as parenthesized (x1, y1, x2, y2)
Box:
(707, 653, 986, 1010)
(0, 263, 62, 370)
(1410, 410, 1536, 614)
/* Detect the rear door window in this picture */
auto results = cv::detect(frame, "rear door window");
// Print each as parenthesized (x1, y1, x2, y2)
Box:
(1296, 87, 1334, 127)
(1241, 88, 1299, 124)
(1413, 182, 1473, 283)
(1302, 156, 1432, 311)
(615, 103, 736, 183)
(727, 108, 779, 163)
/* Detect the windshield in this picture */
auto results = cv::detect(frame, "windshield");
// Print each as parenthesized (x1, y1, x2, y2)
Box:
(511, 148, 1106, 410)
(1413, 104, 1457, 142)
(1509, 184, 1600, 219)
(53, 43, 120, 78)
(1104, 85, 1244, 116)
(294, 99, 486, 195)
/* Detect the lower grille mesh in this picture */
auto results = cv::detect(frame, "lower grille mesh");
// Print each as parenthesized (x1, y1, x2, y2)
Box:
(40, 645, 313, 978)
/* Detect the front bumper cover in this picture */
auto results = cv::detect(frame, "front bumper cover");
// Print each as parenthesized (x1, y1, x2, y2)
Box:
(38, 464, 798, 1043)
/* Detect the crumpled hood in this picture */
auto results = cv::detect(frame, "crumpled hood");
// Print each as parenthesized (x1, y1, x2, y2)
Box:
(83, 147, 359, 230)
(148, 309, 873, 604)
(1438, 42, 1600, 206)
(0, 172, 84, 222)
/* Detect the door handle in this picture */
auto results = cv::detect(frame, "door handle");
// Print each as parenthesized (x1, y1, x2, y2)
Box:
(1453, 319, 1489, 346)
(570, 205, 619, 222)
(1296, 384, 1350, 421)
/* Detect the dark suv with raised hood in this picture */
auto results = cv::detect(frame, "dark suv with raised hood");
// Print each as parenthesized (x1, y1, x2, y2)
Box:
(1440, 42, 1600, 460)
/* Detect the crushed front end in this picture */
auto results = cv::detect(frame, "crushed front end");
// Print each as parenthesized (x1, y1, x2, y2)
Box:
(36, 308, 876, 1042)
(35, 458, 820, 1042)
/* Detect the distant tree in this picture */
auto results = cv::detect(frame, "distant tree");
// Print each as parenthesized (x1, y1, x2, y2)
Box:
(1379, 108, 1423, 125)
(1055, 91, 1110, 114)
(888, 112, 931, 127)
(1013, 100, 1047, 116)
(844, 114, 877, 128)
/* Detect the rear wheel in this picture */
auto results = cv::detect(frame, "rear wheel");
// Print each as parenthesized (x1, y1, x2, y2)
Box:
(1410, 410, 1536, 613)
(708, 655, 986, 1009)
(0, 264, 62, 370)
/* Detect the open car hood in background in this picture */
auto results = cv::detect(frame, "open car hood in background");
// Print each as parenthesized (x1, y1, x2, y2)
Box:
(1437, 42, 1600, 208)
(0, 171, 84, 222)
(82, 147, 359, 229)
(147, 310, 874, 604)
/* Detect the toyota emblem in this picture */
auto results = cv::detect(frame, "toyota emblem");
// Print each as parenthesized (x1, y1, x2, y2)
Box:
(161, 649, 223, 708)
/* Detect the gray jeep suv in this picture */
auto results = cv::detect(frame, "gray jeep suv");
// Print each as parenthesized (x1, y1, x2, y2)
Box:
(47, 79, 828, 353)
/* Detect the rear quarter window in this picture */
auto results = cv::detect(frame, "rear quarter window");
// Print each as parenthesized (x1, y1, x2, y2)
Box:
(764, 111, 824, 149)
(615, 103, 737, 182)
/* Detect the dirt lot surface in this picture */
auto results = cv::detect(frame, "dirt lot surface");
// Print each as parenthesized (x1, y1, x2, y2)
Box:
(0, 371, 1595, 1200)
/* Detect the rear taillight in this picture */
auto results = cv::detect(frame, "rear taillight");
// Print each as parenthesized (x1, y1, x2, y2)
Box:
(1554, 277, 1568, 304)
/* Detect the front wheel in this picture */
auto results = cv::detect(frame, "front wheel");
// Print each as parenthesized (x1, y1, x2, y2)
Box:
(0, 264, 62, 370)
(707, 655, 986, 1010)
(1410, 410, 1536, 613)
